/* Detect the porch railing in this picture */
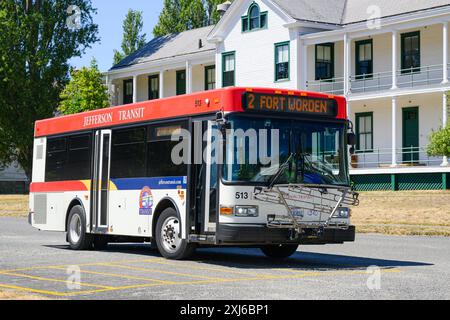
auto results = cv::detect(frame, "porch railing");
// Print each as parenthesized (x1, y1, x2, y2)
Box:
(350, 146, 442, 169)
(306, 77, 345, 95)
(306, 64, 447, 95)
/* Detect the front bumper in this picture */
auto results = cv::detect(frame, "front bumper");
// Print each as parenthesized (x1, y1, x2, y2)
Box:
(216, 224, 355, 245)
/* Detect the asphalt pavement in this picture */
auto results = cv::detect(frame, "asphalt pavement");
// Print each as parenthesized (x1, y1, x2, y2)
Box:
(0, 217, 449, 300)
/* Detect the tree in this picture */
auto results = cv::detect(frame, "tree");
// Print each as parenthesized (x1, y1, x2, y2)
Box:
(58, 59, 109, 115)
(0, 0, 99, 179)
(153, 0, 208, 37)
(427, 125, 450, 158)
(427, 91, 450, 158)
(113, 9, 147, 66)
(204, 0, 227, 25)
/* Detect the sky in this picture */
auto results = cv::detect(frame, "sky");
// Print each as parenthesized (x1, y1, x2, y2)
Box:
(69, 0, 164, 72)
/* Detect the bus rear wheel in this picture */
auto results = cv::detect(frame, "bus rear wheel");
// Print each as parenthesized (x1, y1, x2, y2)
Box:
(260, 244, 299, 259)
(155, 208, 196, 260)
(67, 205, 92, 250)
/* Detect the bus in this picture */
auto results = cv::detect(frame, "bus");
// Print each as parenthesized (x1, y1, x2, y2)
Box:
(29, 87, 359, 260)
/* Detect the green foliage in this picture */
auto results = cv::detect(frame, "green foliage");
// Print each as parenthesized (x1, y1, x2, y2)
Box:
(427, 124, 450, 158)
(153, 0, 232, 37)
(0, 0, 99, 179)
(58, 59, 109, 115)
(113, 9, 147, 66)
(204, 0, 226, 25)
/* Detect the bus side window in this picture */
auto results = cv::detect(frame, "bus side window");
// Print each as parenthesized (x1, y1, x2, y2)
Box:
(110, 127, 146, 179)
(45, 134, 91, 182)
(46, 137, 67, 182)
(147, 122, 188, 178)
(67, 134, 91, 181)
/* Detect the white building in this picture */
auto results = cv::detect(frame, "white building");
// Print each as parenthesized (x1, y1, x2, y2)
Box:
(0, 162, 28, 194)
(105, 0, 450, 191)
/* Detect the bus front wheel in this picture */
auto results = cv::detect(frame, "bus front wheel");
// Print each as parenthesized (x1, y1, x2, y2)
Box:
(260, 244, 299, 259)
(67, 205, 93, 250)
(155, 208, 196, 260)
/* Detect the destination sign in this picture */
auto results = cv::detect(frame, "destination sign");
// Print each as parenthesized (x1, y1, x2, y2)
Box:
(242, 92, 338, 117)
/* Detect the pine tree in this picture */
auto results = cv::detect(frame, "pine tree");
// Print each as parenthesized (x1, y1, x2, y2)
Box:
(113, 9, 147, 65)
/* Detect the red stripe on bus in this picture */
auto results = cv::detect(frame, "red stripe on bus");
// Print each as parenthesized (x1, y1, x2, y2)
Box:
(30, 181, 89, 193)
(34, 88, 347, 138)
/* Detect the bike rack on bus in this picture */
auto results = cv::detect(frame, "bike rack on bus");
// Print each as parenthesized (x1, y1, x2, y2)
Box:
(253, 184, 359, 235)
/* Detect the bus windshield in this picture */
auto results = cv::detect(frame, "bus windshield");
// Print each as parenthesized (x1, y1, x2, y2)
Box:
(222, 114, 350, 186)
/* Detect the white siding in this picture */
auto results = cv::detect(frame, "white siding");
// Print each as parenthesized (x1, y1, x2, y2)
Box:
(217, 0, 299, 89)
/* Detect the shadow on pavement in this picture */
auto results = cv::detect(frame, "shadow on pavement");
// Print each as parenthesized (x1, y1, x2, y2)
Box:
(44, 243, 433, 271)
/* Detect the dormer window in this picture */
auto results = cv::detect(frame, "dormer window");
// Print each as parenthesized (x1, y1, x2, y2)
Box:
(242, 3, 267, 32)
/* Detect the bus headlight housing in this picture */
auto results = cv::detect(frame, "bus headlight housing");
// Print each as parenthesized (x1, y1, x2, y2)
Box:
(235, 206, 259, 217)
(334, 207, 350, 219)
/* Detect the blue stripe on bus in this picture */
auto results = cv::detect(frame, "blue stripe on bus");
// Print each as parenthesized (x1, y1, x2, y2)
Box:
(111, 176, 187, 190)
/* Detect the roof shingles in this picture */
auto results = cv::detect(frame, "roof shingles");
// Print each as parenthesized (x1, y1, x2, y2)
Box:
(110, 25, 215, 71)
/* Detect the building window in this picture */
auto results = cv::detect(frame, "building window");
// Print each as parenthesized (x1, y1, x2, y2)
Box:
(176, 70, 186, 95)
(315, 43, 334, 80)
(355, 112, 373, 152)
(222, 52, 235, 87)
(275, 42, 289, 81)
(148, 75, 159, 100)
(401, 31, 420, 73)
(123, 79, 133, 104)
(241, 3, 267, 32)
(205, 65, 216, 90)
(356, 39, 373, 79)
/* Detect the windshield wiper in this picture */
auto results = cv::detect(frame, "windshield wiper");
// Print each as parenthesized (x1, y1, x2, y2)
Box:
(268, 153, 295, 189)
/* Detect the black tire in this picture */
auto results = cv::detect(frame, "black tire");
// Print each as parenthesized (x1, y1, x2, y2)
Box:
(93, 236, 109, 250)
(260, 244, 299, 259)
(155, 208, 196, 260)
(67, 205, 92, 250)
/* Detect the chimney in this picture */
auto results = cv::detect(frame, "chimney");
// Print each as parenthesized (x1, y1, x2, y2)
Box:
(217, 1, 232, 18)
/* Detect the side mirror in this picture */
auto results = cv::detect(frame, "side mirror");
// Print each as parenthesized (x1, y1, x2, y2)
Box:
(347, 133, 356, 146)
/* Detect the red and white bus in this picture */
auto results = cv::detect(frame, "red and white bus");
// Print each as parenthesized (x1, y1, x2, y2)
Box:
(29, 87, 359, 260)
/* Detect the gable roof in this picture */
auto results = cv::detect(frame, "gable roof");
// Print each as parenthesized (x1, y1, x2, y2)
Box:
(272, 0, 346, 25)
(110, 25, 215, 71)
(272, 0, 450, 25)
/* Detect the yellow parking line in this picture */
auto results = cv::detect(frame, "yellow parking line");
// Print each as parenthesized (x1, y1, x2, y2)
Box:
(49, 266, 176, 284)
(0, 266, 404, 298)
(140, 259, 273, 278)
(1, 272, 115, 289)
(100, 263, 230, 281)
(0, 283, 67, 297)
(0, 258, 158, 274)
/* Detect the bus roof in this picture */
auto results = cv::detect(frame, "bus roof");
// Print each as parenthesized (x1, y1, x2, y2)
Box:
(34, 87, 347, 137)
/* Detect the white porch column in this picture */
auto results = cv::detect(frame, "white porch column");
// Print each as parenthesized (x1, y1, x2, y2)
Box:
(391, 31, 398, 90)
(391, 97, 398, 167)
(442, 92, 449, 166)
(443, 22, 449, 84)
(344, 33, 351, 96)
(159, 71, 164, 99)
(132, 75, 138, 103)
(105, 75, 113, 106)
(301, 40, 308, 90)
(186, 60, 193, 94)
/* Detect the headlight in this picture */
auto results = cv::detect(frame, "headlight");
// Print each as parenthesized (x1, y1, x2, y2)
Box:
(334, 207, 350, 218)
(235, 206, 259, 217)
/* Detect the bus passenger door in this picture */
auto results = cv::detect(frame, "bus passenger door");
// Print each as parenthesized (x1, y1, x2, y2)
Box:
(190, 120, 218, 235)
(91, 129, 112, 232)
(203, 121, 219, 233)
